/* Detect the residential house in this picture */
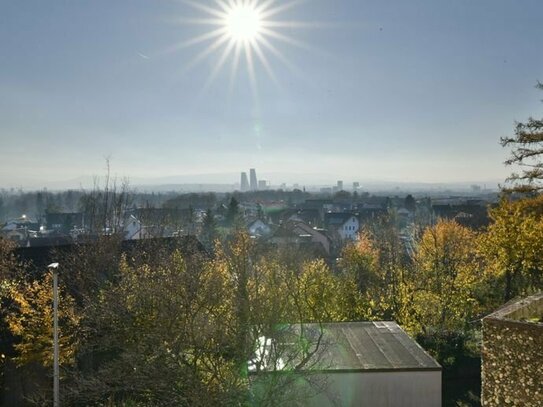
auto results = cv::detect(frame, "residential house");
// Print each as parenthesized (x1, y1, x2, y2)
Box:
(301, 199, 334, 221)
(124, 207, 195, 239)
(432, 203, 491, 229)
(324, 212, 359, 241)
(124, 214, 144, 240)
(287, 208, 321, 227)
(45, 211, 84, 234)
(269, 220, 332, 258)
(123, 214, 176, 240)
(1, 215, 40, 245)
(356, 203, 387, 223)
(271, 208, 321, 227)
(289, 221, 332, 256)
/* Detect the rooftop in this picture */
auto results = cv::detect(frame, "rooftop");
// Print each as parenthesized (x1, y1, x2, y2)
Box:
(485, 292, 543, 325)
(324, 212, 356, 225)
(252, 321, 441, 374)
(308, 321, 441, 372)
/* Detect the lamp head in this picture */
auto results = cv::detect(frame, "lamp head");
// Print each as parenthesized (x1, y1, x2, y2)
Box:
(48, 262, 59, 270)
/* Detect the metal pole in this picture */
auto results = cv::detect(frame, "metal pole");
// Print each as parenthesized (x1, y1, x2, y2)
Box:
(50, 263, 60, 407)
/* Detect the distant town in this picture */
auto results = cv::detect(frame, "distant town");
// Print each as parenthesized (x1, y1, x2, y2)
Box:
(0, 167, 498, 254)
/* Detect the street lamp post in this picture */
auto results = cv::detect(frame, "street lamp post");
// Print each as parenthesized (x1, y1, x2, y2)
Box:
(48, 262, 60, 407)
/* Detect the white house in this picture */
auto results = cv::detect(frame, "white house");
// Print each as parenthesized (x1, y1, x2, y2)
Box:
(124, 215, 144, 240)
(324, 212, 359, 240)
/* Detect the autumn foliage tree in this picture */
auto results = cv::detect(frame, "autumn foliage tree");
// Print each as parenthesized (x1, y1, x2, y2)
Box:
(339, 231, 379, 295)
(340, 220, 486, 336)
(501, 82, 543, 194)
(6, 272, 80, 368)
(9, 231, 368, 406)
(65, 251, 242, 407)
(402, 220, 483, 335)
(479, 196, 543, 302)
(363, 215, 411, 320)
(0, 238, 19, 389)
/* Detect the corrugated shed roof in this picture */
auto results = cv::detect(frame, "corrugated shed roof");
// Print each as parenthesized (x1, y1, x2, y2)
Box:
(270, 321, 441, 372)
(325, 321, 440, 370)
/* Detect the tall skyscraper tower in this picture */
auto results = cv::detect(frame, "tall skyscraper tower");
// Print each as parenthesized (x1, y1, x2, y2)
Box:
(250, 168, 258, 191)
(337, 180, 344, 191)
(240, 172, 249, 192)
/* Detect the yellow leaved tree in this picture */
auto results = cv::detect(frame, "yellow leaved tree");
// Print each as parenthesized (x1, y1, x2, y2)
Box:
(479, 196, 543, 303)
(402, 220, 483, 335)
(6, 271, 80, 367)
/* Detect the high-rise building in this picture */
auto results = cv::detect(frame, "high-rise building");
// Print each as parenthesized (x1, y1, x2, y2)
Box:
(250, 168, 258, 191)
(241, 172, 249, 192)
(258, 180, 268, 190)
(337, 180, 344, 191)
(353, 182, 360, 191)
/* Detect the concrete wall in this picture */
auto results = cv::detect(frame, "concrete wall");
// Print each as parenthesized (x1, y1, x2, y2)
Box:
(482, 293, 543, 407)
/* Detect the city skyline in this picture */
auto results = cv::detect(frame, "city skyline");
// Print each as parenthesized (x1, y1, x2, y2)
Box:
(2, 1, 543, 188)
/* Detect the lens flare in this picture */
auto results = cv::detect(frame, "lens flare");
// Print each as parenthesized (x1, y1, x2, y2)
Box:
(173, 0, 315, 94)
(225, 5, 262, 42)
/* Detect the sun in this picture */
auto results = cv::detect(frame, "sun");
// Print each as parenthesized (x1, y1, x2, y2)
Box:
(225, 4, 262, 42)
(174, 0, 313, 94)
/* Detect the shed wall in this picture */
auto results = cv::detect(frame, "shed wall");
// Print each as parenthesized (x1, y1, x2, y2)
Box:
(314, 371, 441, 407)
(253, 370, 441, 407)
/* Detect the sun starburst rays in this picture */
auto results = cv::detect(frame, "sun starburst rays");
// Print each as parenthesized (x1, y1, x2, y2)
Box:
(175, 0, 313, 97)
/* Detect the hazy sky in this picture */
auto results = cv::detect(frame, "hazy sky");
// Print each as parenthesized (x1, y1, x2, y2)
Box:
(1, 0, 543, 188)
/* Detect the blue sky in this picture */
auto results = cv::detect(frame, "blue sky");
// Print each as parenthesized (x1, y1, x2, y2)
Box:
(1, 0, 543, 188)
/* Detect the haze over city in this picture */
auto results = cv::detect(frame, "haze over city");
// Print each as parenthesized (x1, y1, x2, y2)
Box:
(2, 0, 543, 189)
(2, 2, 543, 407)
